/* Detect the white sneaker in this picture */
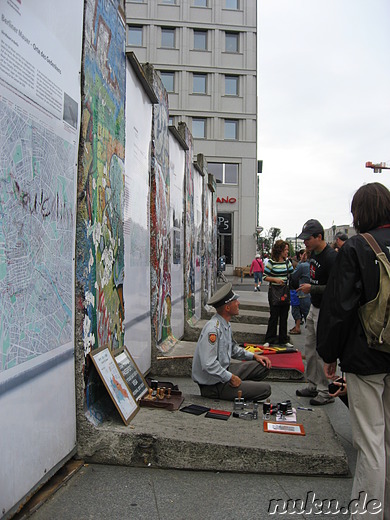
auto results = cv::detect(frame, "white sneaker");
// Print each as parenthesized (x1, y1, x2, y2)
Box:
(254, 287, 257, 292)
(263, 342, 270, 347)
(282, 342, 294, 348)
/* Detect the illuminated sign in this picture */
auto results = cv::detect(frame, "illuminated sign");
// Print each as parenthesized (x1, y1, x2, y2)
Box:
(216, 197, 236, 204)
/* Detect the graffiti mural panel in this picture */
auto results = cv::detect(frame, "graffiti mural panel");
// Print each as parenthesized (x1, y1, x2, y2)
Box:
(145, 66, 172, 348)
(77, 0, 126, 365)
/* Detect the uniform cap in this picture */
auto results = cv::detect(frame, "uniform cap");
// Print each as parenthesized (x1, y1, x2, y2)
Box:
(298, 219, 324, 240)
(207, 283, 239, 308)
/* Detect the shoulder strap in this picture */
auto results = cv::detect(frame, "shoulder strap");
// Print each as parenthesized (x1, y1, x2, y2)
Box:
(361, 233, 383, 256)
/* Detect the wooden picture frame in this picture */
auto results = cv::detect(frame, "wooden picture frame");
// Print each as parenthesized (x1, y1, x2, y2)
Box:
(113, 347, 149, 401)
(263, 421, 305, 436)
(90, 347, 138, 425)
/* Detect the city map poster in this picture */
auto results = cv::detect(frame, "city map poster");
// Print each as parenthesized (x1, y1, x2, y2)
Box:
(90, 347, 139, 425)
(0, 0, 82, 374)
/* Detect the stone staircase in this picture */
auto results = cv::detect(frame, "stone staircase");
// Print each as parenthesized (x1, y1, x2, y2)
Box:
(154, 297, 304, 382)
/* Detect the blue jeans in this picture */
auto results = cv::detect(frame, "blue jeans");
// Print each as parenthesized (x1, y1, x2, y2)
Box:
(254, 272, 262, 285)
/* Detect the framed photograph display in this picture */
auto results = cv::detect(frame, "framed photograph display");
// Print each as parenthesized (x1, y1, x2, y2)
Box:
(90, 347, 138, 425)
(113, 347, 149, 401)
(263, 421, 305, 436)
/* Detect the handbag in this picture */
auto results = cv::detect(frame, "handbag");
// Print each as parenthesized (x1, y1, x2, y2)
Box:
(269, 283, 290, 306)
(268, 261, 291, 306)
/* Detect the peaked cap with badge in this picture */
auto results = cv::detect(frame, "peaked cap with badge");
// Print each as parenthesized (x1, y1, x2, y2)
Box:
(207, 283, 239, 308)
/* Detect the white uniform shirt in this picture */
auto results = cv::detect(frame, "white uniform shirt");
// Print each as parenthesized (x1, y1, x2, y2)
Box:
(192, 314, 254, 385)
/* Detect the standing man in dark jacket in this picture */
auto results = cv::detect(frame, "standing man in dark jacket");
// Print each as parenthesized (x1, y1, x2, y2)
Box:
(295, 219, 337, 405)
(317, 183, 390, 519)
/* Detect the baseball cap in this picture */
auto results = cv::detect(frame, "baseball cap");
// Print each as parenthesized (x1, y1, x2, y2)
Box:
(298, 219, 324, 240)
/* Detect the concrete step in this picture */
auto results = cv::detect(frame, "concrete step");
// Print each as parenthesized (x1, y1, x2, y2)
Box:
(231, 309, 269, 325)
(156, 341, 304, 382)
(239, 302, 269, 313)
(204, 308, 269, 325)
(185, 319, 267, 345)
(78, 378, 349, 477)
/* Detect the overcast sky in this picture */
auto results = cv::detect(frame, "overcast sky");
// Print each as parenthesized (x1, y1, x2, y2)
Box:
(257, 0, 390, 240)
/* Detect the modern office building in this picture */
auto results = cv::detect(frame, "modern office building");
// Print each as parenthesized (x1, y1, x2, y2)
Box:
(126, 0, 258, 273)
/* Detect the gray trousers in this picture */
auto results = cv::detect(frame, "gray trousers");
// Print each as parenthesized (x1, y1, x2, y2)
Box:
(347, 372, 390, 520)
(199, 361, 271, 402)
(304, 305, 330, 397)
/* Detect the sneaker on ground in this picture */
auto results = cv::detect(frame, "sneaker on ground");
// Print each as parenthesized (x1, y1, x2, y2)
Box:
(296, 387, 318, 398)
(263, 342, 270, 347)
(310, 395, 335, 406)
(281, 342, 294, 348)
(254, 287, 257, 292)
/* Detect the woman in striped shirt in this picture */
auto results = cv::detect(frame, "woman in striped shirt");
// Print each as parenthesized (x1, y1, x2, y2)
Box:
(263, 240, 294, 347)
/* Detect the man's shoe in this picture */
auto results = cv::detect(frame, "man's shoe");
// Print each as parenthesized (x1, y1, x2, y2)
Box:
(296, 387, 318, 398)
(282, 342, 294, 348)
(310, 395, 335, 406)
(254, 287, 257, 292)
(263, 342, 270, 347)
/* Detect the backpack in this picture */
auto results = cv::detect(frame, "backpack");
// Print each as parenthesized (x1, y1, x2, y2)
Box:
(358, 233, 390, 354)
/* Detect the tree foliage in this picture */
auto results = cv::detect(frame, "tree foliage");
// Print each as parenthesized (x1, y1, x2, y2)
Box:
(254, 227, 282, 256)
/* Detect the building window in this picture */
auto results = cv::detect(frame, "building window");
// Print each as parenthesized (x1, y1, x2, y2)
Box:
(168, 116, 174, 126)
(225, 163, 238, 183)
(193, 0, 207, 6)
(218, 213, 233, 264)
(192, 118, 206, 138)
(128, 26, 143, 46)
(160, 71, 175, 92)
(194, 30, 208, 51)
(208, 163, 238, 184)
(161, 27, 175, 48)
(193, 73, 207, 94)
(225, 32, 239, 53)
(225, 119, 238, 140)
(225, 0, 239, 8)
(225, 75, 238, 96)
(162, 0, 176, 3)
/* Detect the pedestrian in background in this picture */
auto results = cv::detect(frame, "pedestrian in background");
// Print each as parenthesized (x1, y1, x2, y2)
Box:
(249, 253, 264, 292)
(290, 249, 311, 335)
(263, 240, 294, 348)
(335, 232, 348, 249)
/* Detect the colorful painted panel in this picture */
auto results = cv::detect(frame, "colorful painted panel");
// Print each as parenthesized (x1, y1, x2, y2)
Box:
(177, 123, 195, 322)
(145, 66, 172, 347)
(77, 0, 126, 361)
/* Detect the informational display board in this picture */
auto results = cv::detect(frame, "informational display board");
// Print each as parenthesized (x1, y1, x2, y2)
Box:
(123, 58, 153, 374)
(0, 0, 81, 373)
(90, 347, 138, 425)
(0, 1, 83, 517)
(113, 347, 149, 401)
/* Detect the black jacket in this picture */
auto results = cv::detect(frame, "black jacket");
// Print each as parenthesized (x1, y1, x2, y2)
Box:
(317, 226, 390, 375)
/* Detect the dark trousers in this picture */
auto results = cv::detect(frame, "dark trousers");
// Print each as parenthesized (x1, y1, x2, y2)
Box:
(199, 361, 271, 402)
(264, 303, 289, 344)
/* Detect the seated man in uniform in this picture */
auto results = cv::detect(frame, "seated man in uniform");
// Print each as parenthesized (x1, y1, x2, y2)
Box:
(192, 283, 272, 401)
